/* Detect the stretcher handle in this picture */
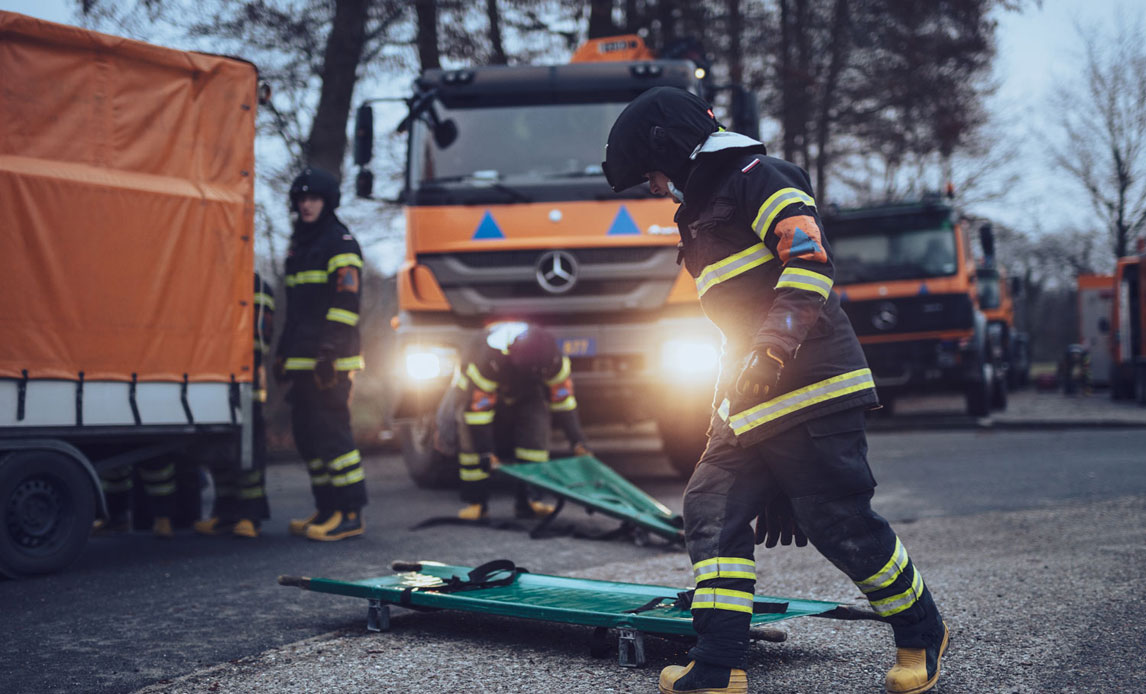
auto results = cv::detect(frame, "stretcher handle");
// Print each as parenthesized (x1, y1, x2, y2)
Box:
(278, 575, 311, 588)
(391, 561, 423, 572)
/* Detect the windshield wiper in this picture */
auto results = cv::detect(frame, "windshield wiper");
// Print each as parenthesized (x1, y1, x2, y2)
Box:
(544, 169, 605, 180)
(421, 176, 532, 203)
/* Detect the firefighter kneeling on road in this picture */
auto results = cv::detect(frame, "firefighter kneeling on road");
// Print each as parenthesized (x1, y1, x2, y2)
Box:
(275, 166, 368, 542)
(604, 87, 948, 694)
(434, 323, 590, 520)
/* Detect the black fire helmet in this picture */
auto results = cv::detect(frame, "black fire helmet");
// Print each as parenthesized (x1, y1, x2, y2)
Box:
(289, 166, 341, 211)
(507, 325, 562, 378)
(602, 86, 721, 193)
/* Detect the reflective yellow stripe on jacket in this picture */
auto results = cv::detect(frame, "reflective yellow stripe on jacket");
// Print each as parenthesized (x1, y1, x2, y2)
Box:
(752, 187, 816, 239)
(696, 243, 775, 297)
(775, 267, 833, 299)
(726, 368, 875, 436)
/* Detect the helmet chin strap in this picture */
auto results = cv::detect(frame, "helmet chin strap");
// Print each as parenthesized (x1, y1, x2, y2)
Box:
(667, 181, 686, 204)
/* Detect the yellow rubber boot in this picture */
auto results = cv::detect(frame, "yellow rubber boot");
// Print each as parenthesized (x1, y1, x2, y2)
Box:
(305, 510, 364, 541)
(152, 517, 174, 539)
(886, 622, 950, 694)
(232, 519, 260, 539)
(514, 500, 556, 519)
(659, 661, 747, 694)
(193, 517, 232, 536)
(457, 503, 488, 521)
(289, 510, 329, 537)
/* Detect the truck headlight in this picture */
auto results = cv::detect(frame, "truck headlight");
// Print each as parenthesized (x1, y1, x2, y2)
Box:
(404, 346, 456, 382)
(661, 338, 719, 378)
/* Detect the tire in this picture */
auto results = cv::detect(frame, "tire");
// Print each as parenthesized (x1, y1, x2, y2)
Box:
(657, 416, 708, 479)
(965, 363, 992, 417)
(397, 416, 457, 489)
(0, 450, 96, 579)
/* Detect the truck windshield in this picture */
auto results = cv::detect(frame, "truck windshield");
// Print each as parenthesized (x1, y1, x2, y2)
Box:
(832, 226, 959, 284)
(410, 101, 628, 185)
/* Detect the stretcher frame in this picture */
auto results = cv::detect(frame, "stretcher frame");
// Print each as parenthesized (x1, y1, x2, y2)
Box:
(279, 560, 880, 667)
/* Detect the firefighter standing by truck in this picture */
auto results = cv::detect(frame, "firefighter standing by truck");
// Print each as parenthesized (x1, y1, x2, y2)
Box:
(604, 87, 947, 694)
(436, 323, 590, 520)
(194, 273, 275, 538)
(275, 167, 368, 542)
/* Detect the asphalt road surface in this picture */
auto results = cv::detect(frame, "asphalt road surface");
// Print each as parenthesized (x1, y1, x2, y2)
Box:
(2, 426, 1145, 694)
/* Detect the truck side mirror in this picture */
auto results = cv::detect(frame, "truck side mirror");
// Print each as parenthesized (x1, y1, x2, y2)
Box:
(979, 223, 996, 261)
(434, 118, 458, 148)
(354, 104, 374, 166)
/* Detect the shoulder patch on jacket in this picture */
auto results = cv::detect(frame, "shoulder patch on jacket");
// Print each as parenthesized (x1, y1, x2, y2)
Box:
(775, 215, 827, 264)
(741, 158, 761, 173)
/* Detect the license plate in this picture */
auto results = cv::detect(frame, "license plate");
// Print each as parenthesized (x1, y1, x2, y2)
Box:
(559, 337, 596, 357)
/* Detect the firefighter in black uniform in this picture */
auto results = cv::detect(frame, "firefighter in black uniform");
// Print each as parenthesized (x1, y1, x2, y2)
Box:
(604, 87, 947, 694)
(275, 166, 368, 542)
(437, 323, 589, 520)
(194, 272, 274, 538)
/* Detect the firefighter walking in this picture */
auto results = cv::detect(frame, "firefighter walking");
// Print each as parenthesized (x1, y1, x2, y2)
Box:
(604, 87, 947, 694)
(275, 166, 368, 542)
(437, 323, 590, 520)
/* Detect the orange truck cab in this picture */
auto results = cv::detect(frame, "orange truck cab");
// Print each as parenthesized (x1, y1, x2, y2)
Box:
(354, 36, 757, 482)
(0, 13, 259, 576)
(823, 198, 1007, 416)
(1111, 251, 1146, 402)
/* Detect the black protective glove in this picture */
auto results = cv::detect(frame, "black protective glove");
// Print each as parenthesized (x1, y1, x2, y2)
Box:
(313, 357, 337, 390)
(735, 346, 787, 401)
(754, 493, 808, 548)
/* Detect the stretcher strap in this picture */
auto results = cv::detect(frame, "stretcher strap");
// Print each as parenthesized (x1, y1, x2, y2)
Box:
(626, 590, 789, 615)
(418, 560, 530, 596)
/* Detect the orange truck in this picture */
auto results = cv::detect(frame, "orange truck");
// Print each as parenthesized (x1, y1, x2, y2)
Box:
(1110, 250, 1146, 402)
(1077, 273, 1116, 389)
(354, 36, 757, 482)
(0, 13, 259, 576)
(823, 197, 1008, 416)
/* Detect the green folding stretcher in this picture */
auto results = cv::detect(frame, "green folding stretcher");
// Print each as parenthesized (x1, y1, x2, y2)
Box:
(279, 559, 880, 667)
(412, 455, 685, 544)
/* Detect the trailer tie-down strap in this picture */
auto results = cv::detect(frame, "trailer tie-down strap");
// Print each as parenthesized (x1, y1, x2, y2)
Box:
(398, 560, 529, 606)
(626, 590, 788, 615)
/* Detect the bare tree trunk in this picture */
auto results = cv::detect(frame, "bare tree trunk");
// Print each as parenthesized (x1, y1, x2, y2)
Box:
(487, 0, 507, 64)
(305, 0, 370, 179)
(779, 0, 798, 162)
(727, 0, 744, 86)
(813, 0, 849, 201)
(416, 0, 440, 71)
(588, 0, 617, 39)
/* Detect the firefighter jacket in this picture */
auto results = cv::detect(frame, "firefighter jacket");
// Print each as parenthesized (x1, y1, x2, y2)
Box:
(277, 213, 365, 373)
(253, 272, 275, 402)
(675, 131, 877, 446)
(446, 334, 585, 458)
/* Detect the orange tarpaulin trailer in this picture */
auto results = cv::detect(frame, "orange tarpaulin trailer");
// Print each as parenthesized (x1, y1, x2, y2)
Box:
(0, 11, 256, 383)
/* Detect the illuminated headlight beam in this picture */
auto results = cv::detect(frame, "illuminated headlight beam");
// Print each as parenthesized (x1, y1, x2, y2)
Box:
(661, 338, 720, 377)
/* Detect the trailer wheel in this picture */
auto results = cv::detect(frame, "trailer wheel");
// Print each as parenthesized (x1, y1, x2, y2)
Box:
(398, 416, 457, 489)
(0, 450, 96, 578)
(657, 417, 708, 479)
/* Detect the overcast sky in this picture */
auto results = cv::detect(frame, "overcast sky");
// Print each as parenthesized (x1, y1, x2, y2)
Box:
(1, 0, 1132, 249)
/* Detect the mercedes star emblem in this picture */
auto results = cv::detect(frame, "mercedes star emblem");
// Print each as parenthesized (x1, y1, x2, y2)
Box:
(536, 250, 578, 294)
(871, 301, 899, 331)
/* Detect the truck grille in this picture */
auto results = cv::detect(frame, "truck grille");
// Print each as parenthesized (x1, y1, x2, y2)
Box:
(419, 246, 682, 316)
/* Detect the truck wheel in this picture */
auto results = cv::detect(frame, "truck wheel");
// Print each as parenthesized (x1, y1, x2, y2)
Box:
(965, 365, 992, 418)
(657, 418, 708, 479)
(397, 416, 457, 489)
(0, 450, 96, 578)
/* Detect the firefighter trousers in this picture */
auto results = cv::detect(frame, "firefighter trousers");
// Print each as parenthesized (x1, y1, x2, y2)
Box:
(205, 401, 270, 521)
(289, 373, 367, 512)
(683, 407, 943, 668)
(457, 390, 551, 507)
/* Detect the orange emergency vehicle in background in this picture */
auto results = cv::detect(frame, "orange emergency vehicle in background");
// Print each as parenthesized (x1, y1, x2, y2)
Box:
(1110, 248, 1146, 402)
(354, 36, 759, 482)
(0, 12, 259, 576)
(823, 196, 1008, 417)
